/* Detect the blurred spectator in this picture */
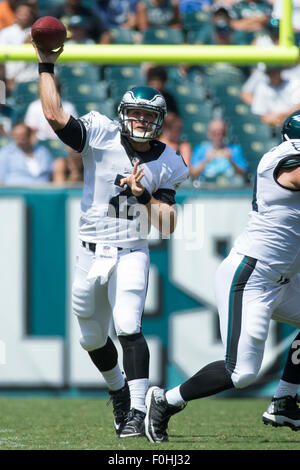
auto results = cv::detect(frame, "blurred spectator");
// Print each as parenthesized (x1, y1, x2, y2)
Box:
(240, 65, 266, 106)
(194, 3, 235, 44)
(230, 0, 272, 34)
(252, 16, 279, 47)
(160, 112, 192, 166)
(50, 0, 111, 44)
(0, 104, 14, 134)
(178, 0, 212, 15)
(168, 64, 203, 84)
(0, 2, 37, 93)
(0, 0, 18, 31)
(52, 146, 83, 184)
(67, 15, 95, 44)
(136, 0, 180, 31)
(146, 65, 180, 116)
(24, 81, 78, 141)
(0, 123, 54, 186)
(93, 0, 138, 29)
(189, 118, 248, 185)
(250, 65, 300, 127)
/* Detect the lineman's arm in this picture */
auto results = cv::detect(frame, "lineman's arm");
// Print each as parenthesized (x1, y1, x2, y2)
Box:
(32, 42, 70, 130)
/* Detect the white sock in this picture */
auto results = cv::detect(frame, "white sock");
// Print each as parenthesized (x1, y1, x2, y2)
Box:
(101, 365, 125, 392)
(165, 385, 186, 407)
(274, 379, 299, 398)
(128, 378, 149, 413)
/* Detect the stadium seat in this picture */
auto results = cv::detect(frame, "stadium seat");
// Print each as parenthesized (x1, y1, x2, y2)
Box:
(11, 81, 39, 106)
(58, 65, 101, 84)
(37, 0, 64, 16)
(179, 102, 213, 147)
(180, 11, 211, 33)
(110, 28, 140, 44)
(210, 84, 243, 109)
(182, 120, 209, 148)
(185, 24, 212, 44)
(104, 65, 144, 84)
(40, 139, 69, 159)
(142, 27, 184, 45)
(203, 65, 246, 87)
(241, 139, 271, 175)
(170, 82, 205, 103)
(167, 65, 204, 84)
(11, 105, 28, 125)
(233, 121, 272, 140)
(62, 81, 110, 102)
(75, 99, 117, 120)
(221, 102, 253, 124)
(104, 66, 145, 101)
(231, 30, 255, 45)
(178, 100, 213, 119)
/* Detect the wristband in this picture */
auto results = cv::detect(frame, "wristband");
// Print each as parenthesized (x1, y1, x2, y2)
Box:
(38, 63, 54, 74)
(136, 189, 152, 205)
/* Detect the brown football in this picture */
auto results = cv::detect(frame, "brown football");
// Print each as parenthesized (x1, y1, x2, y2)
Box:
(31, 16, 67, 52)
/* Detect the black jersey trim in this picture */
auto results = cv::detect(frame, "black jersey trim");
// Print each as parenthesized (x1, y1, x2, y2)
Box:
(226, 255, 257, 374)
(121, 135, 166, 165)
(152, 188, 176, 205)
(273, 154, 300, 191)
(54, 115, 86, 152)
(251, 173, 258, 212)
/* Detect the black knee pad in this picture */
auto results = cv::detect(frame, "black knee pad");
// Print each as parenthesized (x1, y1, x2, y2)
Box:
(118, 333, 149, 380)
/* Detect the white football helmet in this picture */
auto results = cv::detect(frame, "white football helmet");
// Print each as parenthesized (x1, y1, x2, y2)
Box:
(118, 86, 167, 142)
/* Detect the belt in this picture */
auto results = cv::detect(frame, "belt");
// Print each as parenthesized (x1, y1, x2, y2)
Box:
(81, 241, 124, 252)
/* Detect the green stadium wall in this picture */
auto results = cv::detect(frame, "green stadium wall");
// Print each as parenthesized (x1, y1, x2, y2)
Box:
(0, 187, 296, 396)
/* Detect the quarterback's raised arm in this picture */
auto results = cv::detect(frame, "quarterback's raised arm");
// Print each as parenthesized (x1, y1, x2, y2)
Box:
(32, 41, 70, 131)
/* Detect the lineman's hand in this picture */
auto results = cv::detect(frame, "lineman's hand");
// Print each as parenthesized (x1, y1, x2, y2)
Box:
(31, 38, 64, 64)
(120, 160, 145, 197)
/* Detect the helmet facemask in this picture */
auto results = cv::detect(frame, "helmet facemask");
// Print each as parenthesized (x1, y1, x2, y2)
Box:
(119, 104, 163, 142)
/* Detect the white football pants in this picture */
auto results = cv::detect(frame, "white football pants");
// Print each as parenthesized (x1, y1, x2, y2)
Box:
(72, 243, 150, 352)
(215, 248, 300, 389)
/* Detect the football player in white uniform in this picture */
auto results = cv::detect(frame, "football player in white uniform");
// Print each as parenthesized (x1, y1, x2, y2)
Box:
(144, 111, 300, 443)
(32, 44, 188, 438)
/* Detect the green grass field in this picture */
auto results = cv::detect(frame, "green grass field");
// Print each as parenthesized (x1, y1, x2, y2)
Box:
(0, 396, 299, 451)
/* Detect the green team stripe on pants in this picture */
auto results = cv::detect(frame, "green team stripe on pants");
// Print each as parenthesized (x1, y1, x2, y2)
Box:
(225, 255, 257, 373)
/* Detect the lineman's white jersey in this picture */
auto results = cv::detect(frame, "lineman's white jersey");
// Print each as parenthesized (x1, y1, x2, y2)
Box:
(78, 111, 188, 248)
(234, 139, 300, 279)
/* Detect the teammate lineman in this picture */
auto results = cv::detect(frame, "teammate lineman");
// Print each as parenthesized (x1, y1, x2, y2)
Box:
(145, 111, 300, 443)
(32, 43, 188, 438)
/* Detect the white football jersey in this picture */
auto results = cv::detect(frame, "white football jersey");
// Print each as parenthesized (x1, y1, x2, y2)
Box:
(234, 139, 300, 278)
(78, 111, 188, 248)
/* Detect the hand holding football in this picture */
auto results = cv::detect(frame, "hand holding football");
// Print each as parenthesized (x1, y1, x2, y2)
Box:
(31, 16, 66, 52)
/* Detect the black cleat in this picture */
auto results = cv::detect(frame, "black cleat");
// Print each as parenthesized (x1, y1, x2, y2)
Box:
(262, 395, 300, 431)
(108, 381, 130, 436)
(119, 408, 146, 438)
(145, 386, 186, 443)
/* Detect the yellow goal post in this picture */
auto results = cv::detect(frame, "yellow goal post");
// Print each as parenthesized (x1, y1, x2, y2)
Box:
(0, 0, 297, 65)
